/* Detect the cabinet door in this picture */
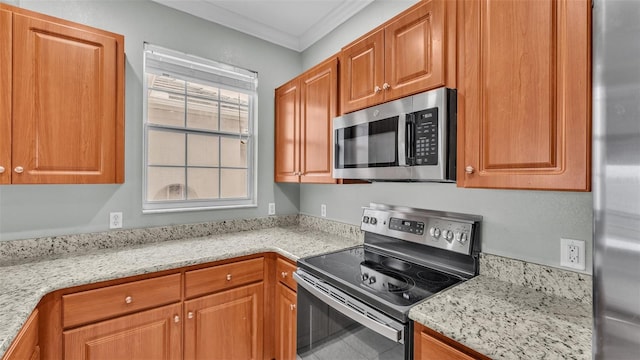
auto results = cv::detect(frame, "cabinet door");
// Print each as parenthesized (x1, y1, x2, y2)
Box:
(340, 29, 385, 113)
(12, 13, 124, 184)
(414, 323, 488, 360)
(458, 0, 591, 190)
(300, 58, 338, 184)
(3, 309, 39, 360)
(0, 9, 11, 184)
(384, 0, 445, 102)
(275, 283, 297, 360)
(275, 80, 300, 182)
(184, 282, 264, 360)
(63, 304, 182, 360)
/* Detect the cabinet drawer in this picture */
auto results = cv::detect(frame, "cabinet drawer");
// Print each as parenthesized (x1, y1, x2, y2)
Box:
(185, 257, 264, 298)
(62, 273, 181, 328)
(276, 257, 297, 290)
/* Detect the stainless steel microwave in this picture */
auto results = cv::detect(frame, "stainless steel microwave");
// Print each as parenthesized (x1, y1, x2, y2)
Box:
(333, 87, 457, 182)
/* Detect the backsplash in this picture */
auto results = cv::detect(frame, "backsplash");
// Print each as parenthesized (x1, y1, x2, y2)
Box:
(0, 215, 298, 265)
(0, 214, 592, 305)
(480, 253, 592, 304)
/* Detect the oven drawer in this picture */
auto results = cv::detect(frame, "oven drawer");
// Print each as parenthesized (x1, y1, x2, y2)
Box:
(185, 257, 264, 298)
(276, 257, 297, 290)
(62, 273, 181, 328)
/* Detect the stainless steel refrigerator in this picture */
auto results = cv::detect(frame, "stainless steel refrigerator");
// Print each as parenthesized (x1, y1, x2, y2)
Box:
(593, 0, 640, 358)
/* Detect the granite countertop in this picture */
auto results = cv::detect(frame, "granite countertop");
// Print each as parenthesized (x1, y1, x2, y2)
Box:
(409, 265, 592, 359)
(0, 225, 362, 356)
(0, 219, 593, 359)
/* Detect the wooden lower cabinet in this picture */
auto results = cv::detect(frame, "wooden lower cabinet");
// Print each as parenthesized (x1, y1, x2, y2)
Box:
(184, 282, 264, 360)
(2, 309, 39, 360)
(414, 323, 489, 360)
(63, 303, 182, 360)
(275, 282, 297, 360)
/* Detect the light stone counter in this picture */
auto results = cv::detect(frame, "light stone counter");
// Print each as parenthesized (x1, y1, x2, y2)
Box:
(0, 217, 593, 359)
(0, 224, 362, 357)
(409, 254, 593, 359)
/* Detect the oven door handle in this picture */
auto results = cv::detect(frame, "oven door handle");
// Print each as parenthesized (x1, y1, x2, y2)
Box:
(293, 271, 404, 343)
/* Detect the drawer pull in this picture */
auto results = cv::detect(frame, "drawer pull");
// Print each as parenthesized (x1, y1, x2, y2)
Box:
(281, 271, 288, 278)
(226, 274, 232, 281)
(174, 315, 180, 323)
(290, 304, 296, 311)
(188, 311, 194, 319)
(124, 296, 133, 304)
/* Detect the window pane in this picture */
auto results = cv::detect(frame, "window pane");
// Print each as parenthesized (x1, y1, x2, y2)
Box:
(147, 167, 185, 201)
(187, 97, 219, 131)
(220, 169, 247, 198)
(187, 168, 219, 200)
(187, 134, 219, 167)
(187, 82, 219, 99)
(220, 138, 247, 168)
(148, 130, 185, 166)
(220, 88, 249, 105)
(148, 90, 185, 127)
(220, 103, 249, 133)
(148, 74, 185, 93)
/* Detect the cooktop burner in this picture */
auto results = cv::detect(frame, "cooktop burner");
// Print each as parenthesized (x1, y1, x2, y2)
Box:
(303, 246, 462, 308)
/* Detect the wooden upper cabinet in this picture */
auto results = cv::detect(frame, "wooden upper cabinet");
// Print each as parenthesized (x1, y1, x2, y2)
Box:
(457, 0, 591, 191)
(300, 57, 338, 183)
(340, 29, 385, 113)
(275, 57, 339, 184)
(275, 79, 300, 183)
(0, 4, 124, 184)
(0, 9, 11, 185)
(340, 0, 449, 114)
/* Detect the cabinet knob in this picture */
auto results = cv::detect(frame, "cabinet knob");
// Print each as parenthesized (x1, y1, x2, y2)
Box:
(14, 166, 24, 174)
(226, 273, 232, 281)
(281, 271, 288, 278)
(0, 166, 4, 174)
(465, 166, 475, 174)
(290, 304, 296, 311)
(124, 296, 133, 304)
(188, 311, 194, 319)
(374, 86, 381, 94)
(382, 83, 390, 90)
(174, 315, 180, 323)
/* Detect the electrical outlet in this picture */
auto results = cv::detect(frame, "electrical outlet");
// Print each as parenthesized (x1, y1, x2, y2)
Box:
(109, 212, 123, 229)
(268, 203, 276, 215)
(321, 204, 327, 217)
(560, 238, 585, 270)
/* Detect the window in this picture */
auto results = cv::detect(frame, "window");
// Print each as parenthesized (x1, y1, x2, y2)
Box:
(143, 44, 258, 212)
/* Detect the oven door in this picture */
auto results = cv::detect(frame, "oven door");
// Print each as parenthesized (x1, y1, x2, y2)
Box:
(294, 271, 411, 360)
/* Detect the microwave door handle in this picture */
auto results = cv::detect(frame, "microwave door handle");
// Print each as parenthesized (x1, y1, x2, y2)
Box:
(398, 114, 407, 166)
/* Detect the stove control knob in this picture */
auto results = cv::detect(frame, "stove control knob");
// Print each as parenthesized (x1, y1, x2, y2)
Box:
(362, 273, 369, 281)
(459, 233, 468, 244)
(369, 217, 377, 225)
(362, 216, 370, 224)
(429, 227, 441, 238)
(443, 230, 454, 242)
(368, 276, 376, 284)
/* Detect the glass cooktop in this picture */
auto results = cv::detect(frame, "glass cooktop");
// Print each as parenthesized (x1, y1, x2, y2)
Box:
(299, 246, 462, 309)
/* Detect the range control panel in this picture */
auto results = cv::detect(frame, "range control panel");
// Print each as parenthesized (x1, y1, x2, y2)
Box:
(360, 205, 481, 256)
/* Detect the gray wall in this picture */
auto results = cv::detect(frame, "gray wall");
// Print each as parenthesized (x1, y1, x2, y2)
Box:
(0, 0, 301, 241)
(299, 1, 594, 273)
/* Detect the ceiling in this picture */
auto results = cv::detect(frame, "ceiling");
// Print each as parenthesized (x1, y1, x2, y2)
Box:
(151, 0, 375, 52)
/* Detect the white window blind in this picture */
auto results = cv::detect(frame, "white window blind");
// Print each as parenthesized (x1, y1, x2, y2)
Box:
(143, 43, 258, 213)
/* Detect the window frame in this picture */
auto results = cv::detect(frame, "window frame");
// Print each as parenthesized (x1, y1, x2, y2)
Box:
(142, 44, 258, 213)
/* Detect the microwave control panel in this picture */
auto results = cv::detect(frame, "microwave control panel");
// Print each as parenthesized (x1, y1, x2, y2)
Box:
(412, 108, 438, 165)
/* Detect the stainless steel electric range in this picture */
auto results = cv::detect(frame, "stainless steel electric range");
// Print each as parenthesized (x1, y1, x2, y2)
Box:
(294, 203, 482, 360)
